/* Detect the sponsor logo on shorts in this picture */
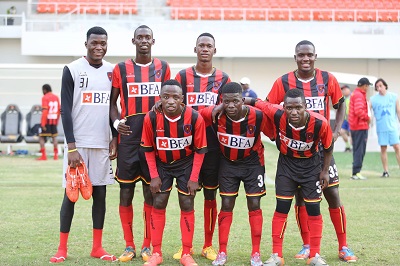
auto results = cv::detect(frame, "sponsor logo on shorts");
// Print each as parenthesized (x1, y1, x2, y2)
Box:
(217, 132, 255, 149)
(127, 82, 161, 97)
(156, 136, 193, 150)
(81, 91, 110, 105)
(279, 132, 314, 151)
(305, 96, 324, 111)
(187, 92, 218, 106)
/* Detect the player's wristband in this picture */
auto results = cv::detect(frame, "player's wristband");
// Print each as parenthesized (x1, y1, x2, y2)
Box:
(68, 148, 77, 153)
(113, 119, 120, 130)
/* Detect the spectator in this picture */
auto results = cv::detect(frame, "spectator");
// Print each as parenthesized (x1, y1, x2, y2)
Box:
(240, 77, 257, 99)
(340, 85, 352, 152)
(370, 78, 400, 177)
(6, 6, 16, 25)
(349, 77, 371, 180)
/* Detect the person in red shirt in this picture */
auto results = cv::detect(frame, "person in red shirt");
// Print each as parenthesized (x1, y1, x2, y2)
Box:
(266, 40, 358, 263)
(140, 79, 207, 266)
(38, 84, 60, 160)
(348, 77, 371, 180)
(200, 82, 271, 266)
(247, 88, 333, 266)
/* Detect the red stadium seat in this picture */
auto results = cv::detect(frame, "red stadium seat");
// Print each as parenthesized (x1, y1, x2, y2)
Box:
(223, 9, 244, 20)
(313, 10, 333, 21)
(334, 11, 354, 21)
(291, 10, 311, 21)
(378, 11, 399, 22)
(356, 11, 377, 22)
(246, 10, 266, 20)
(200, 9, 222, 20)
(268, 9, 289, 21)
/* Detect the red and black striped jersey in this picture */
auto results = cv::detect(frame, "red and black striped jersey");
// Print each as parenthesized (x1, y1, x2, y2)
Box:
(42, 92, 60, 126)
(267, 68, 343, 121)
(200, 105, 270, 164)
(112, 58, 171, 117)
(141, 106, 207, 164)
(255, 101, 333, 158)
(175, 66, 231, 111)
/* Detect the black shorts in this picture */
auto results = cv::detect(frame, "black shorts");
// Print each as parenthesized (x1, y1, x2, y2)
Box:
(157, 154, 194, 195)
(115, 143, 150, 188)
(319, 143, 339, 187)
(38, 124, 58, 137)
(218, 153, 266, 198)
(198, 150, 220, 190)
(275, 153, 322, 202)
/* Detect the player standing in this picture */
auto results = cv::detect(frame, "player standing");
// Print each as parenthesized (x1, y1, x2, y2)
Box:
(266, 40, 358, 262)
(141, 80, 207, 266)
(200, 82, 271, 266)
(49, 26, 117, 263)
(110, 25, 171, 262)
(37, 84, 60, 160)
(173, 32, 231, 261)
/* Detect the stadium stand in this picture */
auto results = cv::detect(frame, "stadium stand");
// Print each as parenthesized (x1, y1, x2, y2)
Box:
(24, 104, 42, 144)
(0, 104, 24, 144)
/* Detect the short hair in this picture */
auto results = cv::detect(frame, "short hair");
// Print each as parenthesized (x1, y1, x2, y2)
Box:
(161, 79, 182, 93)
(197, 32, 215, 43)
(374, 78, 388, 91)
(86, 26, 107, 40)
(284, 88, 306, 103)
(134, 25, 152, 37)
(42, 84, 52, 92)
(220, 82, 242, 94)
(295, 40, 315, 52)
(341, 85, 350, 90)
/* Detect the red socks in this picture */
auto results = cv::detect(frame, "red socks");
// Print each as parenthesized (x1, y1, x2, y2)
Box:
(308, 215, 323, 258)
(119, 205, 135, 248)
(203, 199, 217, 248)
(217, 211, 233, 254)
(295, 205, 310, 245)
(49, 232, 69, 263)
(90, 229, 117, 261)
(249, 209, 263, 255)
(151, 208, 166, 255)
(271, 211, 288, 257)
(181, 210, 195, 255)
(329, 206, 347, 250)
(142, 202, 152, 249)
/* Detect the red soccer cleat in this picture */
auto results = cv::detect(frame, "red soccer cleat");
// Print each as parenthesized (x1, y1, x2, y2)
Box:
(65, 166, 79, 202)
(77, 161, 92, 200)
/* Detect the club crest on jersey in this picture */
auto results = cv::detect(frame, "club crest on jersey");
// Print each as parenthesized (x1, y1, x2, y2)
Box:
(247, 125, 256, 135)
(154, 69, 162, 79)
(306, 132, 314, 140)
(316, 84, 326, 93)
(213, 81, 222, 91)
(107, 72, 112, 81)
(183, 124, 192, 134)
(81, 91, 110, 105)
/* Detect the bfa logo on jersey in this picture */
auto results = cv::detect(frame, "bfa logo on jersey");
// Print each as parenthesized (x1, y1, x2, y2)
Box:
(81, 91, 110, 105)
(217, 132, 255, 149)
(127, 82, 161, 97)
(316, 84, 326, 94)
(247, 125, 256, 135)
(186, 92, 218, 106)
(183, 124, 192, 134)
(107, 72, 112, 81)
(154, 69, 162, 79)
(156, 136, 193, 150)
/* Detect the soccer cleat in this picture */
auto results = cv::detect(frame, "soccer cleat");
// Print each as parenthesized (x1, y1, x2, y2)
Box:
(307, 253, 328, 266)
(119, 246, 136, 262)
(344, 147, 352, 152)
(263, 253, 284, 266)
(339, 246, 358, 262)
(143, 252, 163, 266)
(65, 166, 79, 202)
(294, 244, 310, 259)
(250, 252, 262, 266)
(212, 252, 227, 266)
(202, 245, 218, 260)
(173, 246, 194, 260)
(351, 173, 367, 180)
(180, 254, 198, 266)
(141, 247, 152, 262)
(77, 162, 92, 200)
(382, 171, 389, 178)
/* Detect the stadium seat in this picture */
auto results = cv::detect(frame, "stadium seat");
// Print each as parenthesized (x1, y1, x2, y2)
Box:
(200, 9, 222, 20)
(291, 10, 311, 21)
(334, 11, 355, 21)
(25, 105, 42, 144)
(246, 10, 266, 20)
(0, 104, 23, 144)
(268, 9, 289, 21)
(357, 11, 377, 22)
(223, 9, 244, 20)
(378, 11, 399, 22)
(313, 10, 333, 21)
